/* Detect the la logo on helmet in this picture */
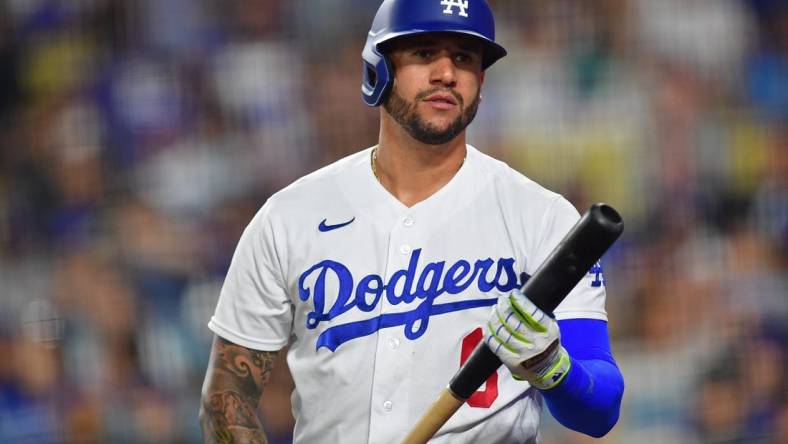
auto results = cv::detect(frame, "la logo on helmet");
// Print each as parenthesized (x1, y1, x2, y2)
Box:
(441, 0, 469, 17)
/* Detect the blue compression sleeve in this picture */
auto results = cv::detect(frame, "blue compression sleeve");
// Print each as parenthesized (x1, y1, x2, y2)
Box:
(541, 319, 624, 437)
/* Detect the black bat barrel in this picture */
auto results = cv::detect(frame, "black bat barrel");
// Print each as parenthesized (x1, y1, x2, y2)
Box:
(449, 203, 624, 400)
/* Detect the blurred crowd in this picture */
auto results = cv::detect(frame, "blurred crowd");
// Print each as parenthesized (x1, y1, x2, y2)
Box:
(0, 0, 785, 443)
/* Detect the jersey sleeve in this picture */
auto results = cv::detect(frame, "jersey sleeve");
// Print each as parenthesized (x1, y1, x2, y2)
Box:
(208, 201, 293, 351)
(532, 197, 608, 321)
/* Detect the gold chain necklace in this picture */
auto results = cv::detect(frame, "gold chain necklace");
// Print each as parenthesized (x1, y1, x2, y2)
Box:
(371, 147, 380, 180)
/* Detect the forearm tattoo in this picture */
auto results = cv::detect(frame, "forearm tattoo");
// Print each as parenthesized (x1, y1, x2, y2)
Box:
(200, 336, 277, 444)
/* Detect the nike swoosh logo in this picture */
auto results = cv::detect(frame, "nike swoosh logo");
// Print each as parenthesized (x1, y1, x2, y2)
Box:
(318, 217, 355, 232)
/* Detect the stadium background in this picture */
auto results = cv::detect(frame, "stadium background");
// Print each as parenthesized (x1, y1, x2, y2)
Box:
(0, 0, 785, 442)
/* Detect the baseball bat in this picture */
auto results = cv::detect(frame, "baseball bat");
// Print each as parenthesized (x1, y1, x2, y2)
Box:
(401, 203, 624, 444)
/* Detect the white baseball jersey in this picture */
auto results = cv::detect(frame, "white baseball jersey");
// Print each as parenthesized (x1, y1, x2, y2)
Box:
(208, 145, 608, 444)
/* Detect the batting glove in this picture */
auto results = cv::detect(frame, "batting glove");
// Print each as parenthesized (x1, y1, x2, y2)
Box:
(484, 289, 571, 390)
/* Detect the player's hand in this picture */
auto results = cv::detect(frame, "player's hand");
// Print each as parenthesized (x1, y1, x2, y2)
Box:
(484, 289, 571, 390)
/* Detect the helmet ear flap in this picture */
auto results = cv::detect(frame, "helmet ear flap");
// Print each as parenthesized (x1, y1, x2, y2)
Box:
(361, 46, 394, 107)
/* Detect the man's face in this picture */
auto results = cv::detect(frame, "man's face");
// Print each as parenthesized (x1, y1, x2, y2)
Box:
(383, 33, 485, 145)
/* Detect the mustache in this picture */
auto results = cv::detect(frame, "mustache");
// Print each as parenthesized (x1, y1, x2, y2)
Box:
(415, 88, 464, 107)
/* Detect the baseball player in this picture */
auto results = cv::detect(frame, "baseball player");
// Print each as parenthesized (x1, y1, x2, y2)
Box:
(199, 1, 624, 443)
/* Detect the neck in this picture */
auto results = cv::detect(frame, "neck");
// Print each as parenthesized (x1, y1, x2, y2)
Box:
(374, 112, 467, 207)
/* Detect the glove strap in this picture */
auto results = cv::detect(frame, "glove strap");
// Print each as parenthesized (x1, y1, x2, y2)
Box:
(515, 346, 572, 390)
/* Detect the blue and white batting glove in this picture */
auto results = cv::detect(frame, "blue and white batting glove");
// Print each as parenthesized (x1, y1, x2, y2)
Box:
(484, 289, 571, 390)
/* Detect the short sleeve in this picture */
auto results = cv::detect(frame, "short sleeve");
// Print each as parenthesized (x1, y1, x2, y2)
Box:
(532, 197, 608, 321)
(208, 201, 293, 351)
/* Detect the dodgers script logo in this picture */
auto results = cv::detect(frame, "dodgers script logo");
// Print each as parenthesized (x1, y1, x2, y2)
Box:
(441, 0, 469, 18)
(298, 248, 521, 351)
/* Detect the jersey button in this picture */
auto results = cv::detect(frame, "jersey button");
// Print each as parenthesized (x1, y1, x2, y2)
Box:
(383, 401, 393, 412)
(403, 217, 415, 227)
(399, 244, 412, 255)
(388, 338, 400, 350)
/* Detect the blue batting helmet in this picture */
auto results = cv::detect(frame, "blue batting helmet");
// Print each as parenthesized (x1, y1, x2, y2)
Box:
(361, 0, 507, 107)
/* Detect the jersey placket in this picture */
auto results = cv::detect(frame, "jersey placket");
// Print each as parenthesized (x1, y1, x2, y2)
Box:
(367, 211, 424, 444)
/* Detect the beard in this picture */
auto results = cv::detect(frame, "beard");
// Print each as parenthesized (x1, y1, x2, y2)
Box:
(383, 85, 481, 145)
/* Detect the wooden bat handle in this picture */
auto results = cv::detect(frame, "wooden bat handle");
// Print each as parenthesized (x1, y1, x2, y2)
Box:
(401, 389, 464, 444)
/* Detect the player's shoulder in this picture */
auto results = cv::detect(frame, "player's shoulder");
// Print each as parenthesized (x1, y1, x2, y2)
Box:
(266, 147, 372, 208)
(245, 147, 371, 233)
(468, 145, 570, 213)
